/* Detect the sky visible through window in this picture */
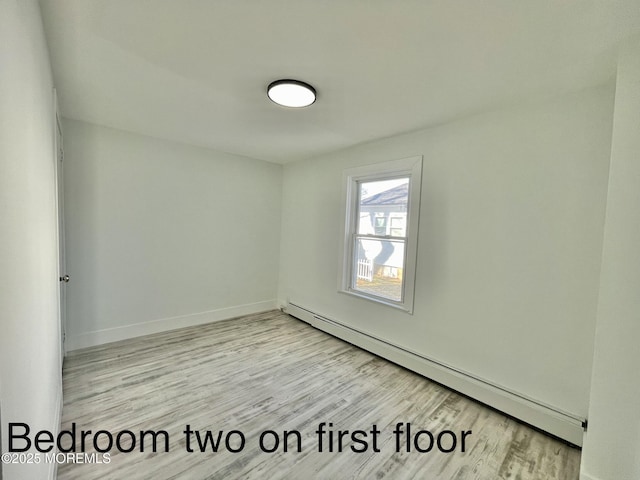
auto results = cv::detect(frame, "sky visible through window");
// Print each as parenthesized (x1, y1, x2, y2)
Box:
(360, 178, 407, 199)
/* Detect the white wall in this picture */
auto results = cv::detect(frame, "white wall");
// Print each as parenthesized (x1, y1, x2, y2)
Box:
(62, 119, 282, 348)
(0, 1, 62, 479)
(580, 36, 640, 480)
(279, 86, 614, 420)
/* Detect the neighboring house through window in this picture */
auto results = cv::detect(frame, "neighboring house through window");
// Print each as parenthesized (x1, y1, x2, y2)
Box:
(339, 156, 423, 313)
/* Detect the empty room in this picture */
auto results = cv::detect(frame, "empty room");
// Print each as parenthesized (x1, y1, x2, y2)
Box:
(2, 1, 640, 479)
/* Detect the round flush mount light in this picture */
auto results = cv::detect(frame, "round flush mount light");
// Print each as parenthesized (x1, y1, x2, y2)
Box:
(267, 79, 316, 108)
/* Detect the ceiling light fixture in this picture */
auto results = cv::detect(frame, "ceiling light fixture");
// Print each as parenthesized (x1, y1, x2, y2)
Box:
(267, 79, 316, 108)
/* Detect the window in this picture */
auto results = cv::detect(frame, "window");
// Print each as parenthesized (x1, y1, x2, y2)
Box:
(339, 156, 422, 313)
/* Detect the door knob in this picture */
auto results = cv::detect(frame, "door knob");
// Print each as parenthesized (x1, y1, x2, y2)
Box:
(60, 274, 70, 283)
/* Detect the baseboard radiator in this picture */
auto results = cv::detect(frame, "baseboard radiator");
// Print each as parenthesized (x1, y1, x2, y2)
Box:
(284, 301, 586, 446)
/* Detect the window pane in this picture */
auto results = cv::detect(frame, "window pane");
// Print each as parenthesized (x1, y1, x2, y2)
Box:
(389, 216, 405, 237)
(353, 237, 405, 302)
(358, 178, 409, 237)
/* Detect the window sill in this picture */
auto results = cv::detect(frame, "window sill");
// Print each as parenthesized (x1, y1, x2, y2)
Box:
(338, 288, 414, 314)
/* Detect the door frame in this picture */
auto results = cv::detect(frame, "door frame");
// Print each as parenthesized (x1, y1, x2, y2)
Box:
(53, 89, 67, 369)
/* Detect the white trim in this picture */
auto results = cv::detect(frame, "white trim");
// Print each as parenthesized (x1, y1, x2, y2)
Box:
(285, 301, 586, 446)
(48, 385, 63, 480)
(66, 300, 277, 350)
(52, 88, 66, 368)
(338, 156, 423, 313)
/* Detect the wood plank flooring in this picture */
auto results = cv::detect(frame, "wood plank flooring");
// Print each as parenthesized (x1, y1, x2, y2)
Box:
(58, 310, 580, 479)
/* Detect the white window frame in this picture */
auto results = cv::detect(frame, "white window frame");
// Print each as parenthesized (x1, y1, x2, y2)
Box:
(338, 156, 423, 313)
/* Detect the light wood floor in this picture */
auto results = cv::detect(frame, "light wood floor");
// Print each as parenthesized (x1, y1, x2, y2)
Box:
(59, 310, 580, 479)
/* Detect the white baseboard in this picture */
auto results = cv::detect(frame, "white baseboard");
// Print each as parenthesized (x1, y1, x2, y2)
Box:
(67, 300, 277, 351)
(285, 301, 586, 446)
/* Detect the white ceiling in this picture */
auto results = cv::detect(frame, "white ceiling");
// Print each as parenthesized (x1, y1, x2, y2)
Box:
(40, 0, 640, 164)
